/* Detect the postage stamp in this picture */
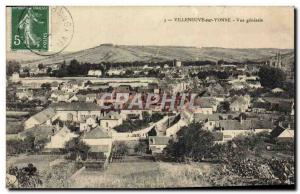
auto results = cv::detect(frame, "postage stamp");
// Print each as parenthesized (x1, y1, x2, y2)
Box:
(11, 6, 49, 51)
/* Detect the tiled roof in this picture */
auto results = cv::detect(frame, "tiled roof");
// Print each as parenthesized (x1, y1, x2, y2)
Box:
(31, 107, 56, 123)
(19, 125, 54, 141)
(230, 96, 248, 106)
(218, 119, 273, 131)
(83, 126, 111, 139)
(50, 102, 101, 111)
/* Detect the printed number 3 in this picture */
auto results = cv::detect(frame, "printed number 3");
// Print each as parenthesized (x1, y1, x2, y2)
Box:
(14, 35, 20, 45)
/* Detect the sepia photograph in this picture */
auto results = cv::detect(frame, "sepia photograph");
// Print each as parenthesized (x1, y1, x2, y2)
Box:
(5, 6, 295, 189)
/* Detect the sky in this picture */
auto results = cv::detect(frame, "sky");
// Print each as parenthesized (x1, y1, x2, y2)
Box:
(64, 6, 294, 51)
(7, 6, 295, 52)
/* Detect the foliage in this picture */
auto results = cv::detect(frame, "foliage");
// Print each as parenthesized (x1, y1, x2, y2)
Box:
(41, 83, 51, 90)
(196, 70, 231, 80)
(217, 101, 230, 113)
(143, 112, 164, 123)
(114, 142, 129, 155)
(8, 163, 42, 188)
(115, 112, 164, 133)
(6, 60, 20, 76)
(64, 137, 90, 160)
(268, 158, 294, 184)
(7, 137, 34, 155)
(148, 127, 157, 136)
(258, 67, 286, 89)
(232, 131, 269, 157)
(134, 139, 149, 154)
(43, 162, 77, 188)
(38, 63, 44, 70)
(163, 123, 216, 162)
(51, 59, 106, 77)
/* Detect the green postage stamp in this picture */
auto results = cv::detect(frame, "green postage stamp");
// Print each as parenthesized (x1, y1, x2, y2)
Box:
(11, 6, 49, 51)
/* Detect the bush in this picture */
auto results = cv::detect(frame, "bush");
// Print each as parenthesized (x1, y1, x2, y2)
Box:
(258, 67, 286, 88)
(134, 139, 149, 154)
(7, 138, 34, 155)
(64, 138, 90, 160)
(114, 142, 129, 155)
(7, 163, 42, 188)
(163, 123, 216, 162)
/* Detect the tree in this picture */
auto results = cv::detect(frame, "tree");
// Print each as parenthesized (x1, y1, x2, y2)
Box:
(163, 123, 216, 162)
(150, 113, 164, 122)
(38, 63, 44, 70)
(67, 59, 81, 76)
(7, 135, 36, 155)
(8, 164, 42, 188)
(134, 139, 149, 154)
(258, 67, 286, 89)
(46, 67, 52, 74)
(41, 83, 51, 90)
(114, 142, 129, 155)
(148, 127, 157, 136)
(217, 101, 230, 113)
(6, 60, 20, 76)
(65, 138, 90, 160)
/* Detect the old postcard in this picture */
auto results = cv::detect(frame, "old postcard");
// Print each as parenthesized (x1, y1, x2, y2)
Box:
(6, 6, 295, 189)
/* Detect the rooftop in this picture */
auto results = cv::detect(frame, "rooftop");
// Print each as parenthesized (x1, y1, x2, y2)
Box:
(83, 126, 111, 139)
(50, 102, 101, 111)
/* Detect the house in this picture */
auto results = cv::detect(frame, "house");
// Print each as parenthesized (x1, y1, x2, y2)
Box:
(50, 81, 59, 90)
(247, 80, 262, 89)
(204, 83, 229, 99)
(271, 88, 284, 93)
(194, 113, 222, 131)
(50, 102, 102, 122)
(270, 125, 294, 142)
(44, 126, 78, 150)
(215, 119, 273, 142)
(18, 125, 55, 150)
(263, 98, 294, 115)
(80, 117, 98, 131)
(88, 70, 102, 77)
(16, 89, 33, 100)
(50, 90, 72, 102)
(82, 126, 112, 158)
(68, 94, 79, 102)
(120, 108, 146, 120)
(190, 97, 217, 114)
(107, 69, 125, 76)
(24, 107, 57, 129)
(230, 95, 250, 112)
(168, 81, 188, 93)
(100, 112, 123, 129)
(11, 72, 20, 82)
(58, 81, 79, 93)
(86, 93, 97, 102)
(251, 102, 270, 113)
(231, 82, 246, 90)
(165, 117, 187, 137)
(148, 136, 171, 154)
(113, 85, 131, 94)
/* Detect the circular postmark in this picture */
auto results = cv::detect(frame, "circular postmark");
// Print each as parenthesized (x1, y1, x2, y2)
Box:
(17, 6, 74, 56)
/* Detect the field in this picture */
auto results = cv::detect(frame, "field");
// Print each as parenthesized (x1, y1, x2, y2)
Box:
(19, 45, 294, 66)
(69, 158, 216, 188)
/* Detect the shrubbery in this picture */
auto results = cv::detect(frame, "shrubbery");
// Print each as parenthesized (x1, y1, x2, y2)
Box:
(7, 163, 42, 188)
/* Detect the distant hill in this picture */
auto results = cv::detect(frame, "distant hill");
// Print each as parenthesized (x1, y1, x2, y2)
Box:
(7, 44, 294, 66)
(6, 52, 44, 63)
